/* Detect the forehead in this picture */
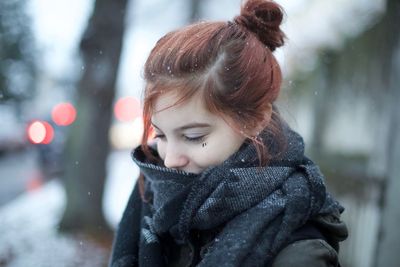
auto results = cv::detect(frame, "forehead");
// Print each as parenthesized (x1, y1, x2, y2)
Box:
(152, 91, 216, 127)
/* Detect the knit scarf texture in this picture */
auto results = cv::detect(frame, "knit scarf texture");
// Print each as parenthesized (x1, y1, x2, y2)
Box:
(131, 123, 344, 267)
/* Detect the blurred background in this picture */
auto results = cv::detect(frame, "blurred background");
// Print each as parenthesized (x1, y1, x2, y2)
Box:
(0, 0, 399, 266)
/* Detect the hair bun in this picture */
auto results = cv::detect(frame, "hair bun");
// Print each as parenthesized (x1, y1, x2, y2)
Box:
(234, 0, 285, 51)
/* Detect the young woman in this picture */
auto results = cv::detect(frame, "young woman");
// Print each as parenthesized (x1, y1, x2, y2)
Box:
(110, 0, 348, 266)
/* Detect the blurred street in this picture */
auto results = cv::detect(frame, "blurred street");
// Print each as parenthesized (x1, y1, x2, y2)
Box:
(0, 149, 41, 206)
(0, 147, 138, 225)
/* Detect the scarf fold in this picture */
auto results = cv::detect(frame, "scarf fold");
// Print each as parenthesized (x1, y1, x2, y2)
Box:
(132, 123, 343, 266)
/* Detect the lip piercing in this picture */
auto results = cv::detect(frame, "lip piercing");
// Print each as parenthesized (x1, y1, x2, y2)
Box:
(202, 142, 207, 147)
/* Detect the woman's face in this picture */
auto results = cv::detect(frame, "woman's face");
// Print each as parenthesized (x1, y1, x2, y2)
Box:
(151, 91, 246, 174)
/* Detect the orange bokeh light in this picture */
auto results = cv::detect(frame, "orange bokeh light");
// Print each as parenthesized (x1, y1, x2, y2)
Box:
(51, 102, 77, 126)
(114, 96, 142, 122)
(27, 120, 54, 144)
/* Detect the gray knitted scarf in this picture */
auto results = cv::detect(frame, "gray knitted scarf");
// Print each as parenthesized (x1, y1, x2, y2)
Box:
(132, 123, 343, 266)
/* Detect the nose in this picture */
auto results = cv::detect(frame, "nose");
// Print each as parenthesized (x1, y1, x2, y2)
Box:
(163, 144, 189, 170)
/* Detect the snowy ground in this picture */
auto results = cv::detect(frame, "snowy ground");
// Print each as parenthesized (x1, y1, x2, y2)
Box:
(0, 149, 138, 267)
(0, 179, 109, 267)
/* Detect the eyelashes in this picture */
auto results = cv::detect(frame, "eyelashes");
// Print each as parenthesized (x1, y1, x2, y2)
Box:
(182, 135, 206, 143)
(154, 134, 165, 140)
(154, 134, 206, 144)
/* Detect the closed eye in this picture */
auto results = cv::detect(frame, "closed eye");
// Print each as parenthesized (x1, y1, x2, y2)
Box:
(154, 133, 166, 140)
(182, 135, 206, 143)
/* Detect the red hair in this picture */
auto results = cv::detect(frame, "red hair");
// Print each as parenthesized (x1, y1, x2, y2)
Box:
(139, 0, 287, 193)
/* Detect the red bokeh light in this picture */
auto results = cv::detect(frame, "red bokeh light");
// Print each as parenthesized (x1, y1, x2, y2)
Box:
(26, 176, 44, 192)
(114, 96, 142, 122)
(27, 120, 54, 144)
(51, 102, 77, 126)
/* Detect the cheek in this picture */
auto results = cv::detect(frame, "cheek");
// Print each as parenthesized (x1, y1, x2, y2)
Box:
(156, 141, 166, 160)
(202, 134, 244, 164)
(193, 139, 239, 167)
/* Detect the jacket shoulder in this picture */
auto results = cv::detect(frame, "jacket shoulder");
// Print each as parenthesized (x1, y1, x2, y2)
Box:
(271, 239, 339, 267)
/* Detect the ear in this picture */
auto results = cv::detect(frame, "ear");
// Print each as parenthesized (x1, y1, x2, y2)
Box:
(249, 103, 273, 136)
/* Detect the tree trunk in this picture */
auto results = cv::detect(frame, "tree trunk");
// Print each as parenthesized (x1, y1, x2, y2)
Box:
(375, 1, 400, 265)
(188, 0, 202, 22)
(59, 0, 129, 243)
(375, 46, 400, 266)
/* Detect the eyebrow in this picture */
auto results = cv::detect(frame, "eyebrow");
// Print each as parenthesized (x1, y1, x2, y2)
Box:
(152, 122, 211, 132)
